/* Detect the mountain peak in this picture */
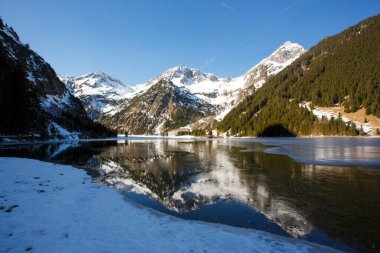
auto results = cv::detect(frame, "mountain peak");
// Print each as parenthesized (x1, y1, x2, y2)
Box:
(61, 71, 131, 91)
(58, 71, 134, 120)
(165, 65, 199, 75)
(243, 41, 306, 89)
(281, 41, 299, 47)
(91, 70, 108, 76)
(170, 65, 191, 71)
(80, 70, 109, 79)
(268, 41, 306, 64)
(157, 65, 220, 85)
(73, 71, 131, 89)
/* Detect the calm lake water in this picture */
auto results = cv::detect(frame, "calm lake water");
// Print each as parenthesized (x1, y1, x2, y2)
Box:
(1, 137, 379, 252)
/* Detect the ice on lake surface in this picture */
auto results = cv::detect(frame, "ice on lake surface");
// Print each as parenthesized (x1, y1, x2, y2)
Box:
(253, 137, 380, 166)
(1, 137, 379, 252)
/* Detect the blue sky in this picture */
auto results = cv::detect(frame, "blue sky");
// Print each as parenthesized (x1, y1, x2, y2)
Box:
(1, 0, 379, 84)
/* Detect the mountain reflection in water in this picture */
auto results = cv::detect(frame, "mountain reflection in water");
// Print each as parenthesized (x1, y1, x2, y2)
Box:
(1, 138, 379, 252)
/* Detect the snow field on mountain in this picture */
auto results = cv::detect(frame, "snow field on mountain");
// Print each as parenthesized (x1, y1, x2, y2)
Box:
(60, 41, 306, 125)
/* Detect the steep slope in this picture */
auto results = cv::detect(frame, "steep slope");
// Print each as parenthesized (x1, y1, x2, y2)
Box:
(219, 14, 380, 136)
(0, 18, 115, 139)
(105, 42, 305, 135)
(59, 72, 133, 120)
(243, 41, 306, 93)
(106, 79, 215, 134)
(223, 41, 306, 119)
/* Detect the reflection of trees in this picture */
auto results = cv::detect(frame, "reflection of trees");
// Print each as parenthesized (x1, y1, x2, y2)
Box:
(96, 139, 375, 251)
(234, 149, 380, 252)
(230, 149, 312, 237)
(5, 139, 376, 251)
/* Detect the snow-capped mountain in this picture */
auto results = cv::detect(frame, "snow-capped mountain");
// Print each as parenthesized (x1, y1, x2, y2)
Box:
(129, 65, 245, 121)
(62, 41, 305, 135)
(108, 41, 305, 134)
(144, 65, 245, 109)
(0, 18, 114, 139)
(146, 42, 305, 121)
(59, 71, 134, 120)
(106, 79, 216, 135)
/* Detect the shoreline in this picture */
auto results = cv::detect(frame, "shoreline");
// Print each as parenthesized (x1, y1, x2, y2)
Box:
(1, 137, 379, 168)
(1, 134, 379, 147)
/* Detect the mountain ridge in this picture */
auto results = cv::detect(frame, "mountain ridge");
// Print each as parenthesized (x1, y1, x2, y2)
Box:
(59, 71, 134, 120)
(62, 41, 305, 134)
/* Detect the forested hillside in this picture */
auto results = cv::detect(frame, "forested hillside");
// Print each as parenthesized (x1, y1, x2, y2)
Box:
(219, 14, 380, 136)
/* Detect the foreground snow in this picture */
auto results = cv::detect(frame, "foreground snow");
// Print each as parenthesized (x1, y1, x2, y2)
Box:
(0, 158, 339, 253)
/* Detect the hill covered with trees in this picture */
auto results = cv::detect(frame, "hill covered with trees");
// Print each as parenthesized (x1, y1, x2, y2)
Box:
(219, 14, 380, 136)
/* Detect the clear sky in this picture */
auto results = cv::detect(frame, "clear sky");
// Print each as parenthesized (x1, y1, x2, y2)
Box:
(1, 0, 379, 84)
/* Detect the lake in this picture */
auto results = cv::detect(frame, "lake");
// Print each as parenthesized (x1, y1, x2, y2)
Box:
(1, 137, 379, 252)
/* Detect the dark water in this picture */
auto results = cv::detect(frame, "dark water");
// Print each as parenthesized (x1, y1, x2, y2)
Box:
(1, 137, 380, 252)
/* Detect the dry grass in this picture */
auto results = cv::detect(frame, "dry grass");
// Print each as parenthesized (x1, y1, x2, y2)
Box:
(314, 106, 380, 135)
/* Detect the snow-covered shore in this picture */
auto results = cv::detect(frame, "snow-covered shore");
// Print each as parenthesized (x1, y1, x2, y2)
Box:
(0, 158, 339, 253)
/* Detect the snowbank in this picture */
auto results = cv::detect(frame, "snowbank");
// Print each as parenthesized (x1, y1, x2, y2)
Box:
(0, 158, 339, 253)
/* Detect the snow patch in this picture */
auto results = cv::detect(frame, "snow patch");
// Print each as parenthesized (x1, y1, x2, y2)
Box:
(48, 122, 79, 139)
(40, 91, 73, 114)
(299, 101, 374, 134)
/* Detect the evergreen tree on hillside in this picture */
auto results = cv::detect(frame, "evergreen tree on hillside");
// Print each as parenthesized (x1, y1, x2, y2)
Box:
(219, 14, 380, 136)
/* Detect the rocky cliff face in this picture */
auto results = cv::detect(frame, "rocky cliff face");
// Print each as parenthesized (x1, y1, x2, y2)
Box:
(106, 79, 215, 134)
(0, 18, 115, 139)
